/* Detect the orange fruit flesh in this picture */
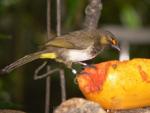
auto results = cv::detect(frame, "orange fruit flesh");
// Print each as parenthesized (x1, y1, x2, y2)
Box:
(77, 58, 150, 109)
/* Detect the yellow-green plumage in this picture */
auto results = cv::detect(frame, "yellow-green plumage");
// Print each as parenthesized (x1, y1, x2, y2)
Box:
(40, 53, 57, 59)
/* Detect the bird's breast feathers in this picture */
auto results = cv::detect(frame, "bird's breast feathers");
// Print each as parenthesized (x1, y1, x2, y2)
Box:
(65, 45, 97, 62)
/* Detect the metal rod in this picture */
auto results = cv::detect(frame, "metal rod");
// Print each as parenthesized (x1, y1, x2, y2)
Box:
(119, 41, 130, 61)
(45, 0, 51, 112)
(56, 0, 66, 102)
(56, 0, 61, 36)
(45, 66, 50, 113)
(59, 69, 66, 101)
(102, 26, 150, 44)
(47, 0, 51, 40)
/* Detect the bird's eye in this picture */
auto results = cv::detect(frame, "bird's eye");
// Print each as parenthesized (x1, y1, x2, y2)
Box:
(112, 39, 117, 45)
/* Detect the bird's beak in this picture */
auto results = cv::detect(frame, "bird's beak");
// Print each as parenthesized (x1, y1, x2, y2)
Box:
(112, 45, 120, 51)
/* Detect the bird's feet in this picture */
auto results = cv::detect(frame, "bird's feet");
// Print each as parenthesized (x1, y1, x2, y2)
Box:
(71, 68, 77, 74)
(66, 61, 97, 75)
(76, 62, 87, 66)
(76, 61, 97, 69)
(82, 64, 97, 70)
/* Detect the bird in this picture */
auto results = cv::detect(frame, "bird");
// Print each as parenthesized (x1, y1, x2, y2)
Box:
(1, 29, 120, 73)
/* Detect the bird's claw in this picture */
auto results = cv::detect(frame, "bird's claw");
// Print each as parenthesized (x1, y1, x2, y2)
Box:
(72, 68, 77, 74)
(75, 62, 87, 66)
(79, 71, 91, 76)
(82, 64, 97, 70)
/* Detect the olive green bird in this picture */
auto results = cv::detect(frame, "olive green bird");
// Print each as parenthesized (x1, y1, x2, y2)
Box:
(1, 29, 120, 73)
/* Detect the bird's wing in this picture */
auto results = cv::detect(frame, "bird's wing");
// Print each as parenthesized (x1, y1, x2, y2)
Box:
(45, 38, 76, 49)
(45, 30, 95, 49)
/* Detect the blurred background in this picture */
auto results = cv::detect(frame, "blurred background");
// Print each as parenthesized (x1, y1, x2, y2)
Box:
(0, 0, 150, 113)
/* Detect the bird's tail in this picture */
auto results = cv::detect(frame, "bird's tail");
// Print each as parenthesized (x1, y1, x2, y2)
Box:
(1, 50, 55, 73)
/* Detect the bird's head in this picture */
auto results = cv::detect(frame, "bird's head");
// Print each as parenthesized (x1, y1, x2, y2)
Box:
(99, 31, 120, 51)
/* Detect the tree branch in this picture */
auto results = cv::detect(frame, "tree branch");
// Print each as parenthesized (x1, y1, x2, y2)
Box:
(84, 0, 102, 29)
